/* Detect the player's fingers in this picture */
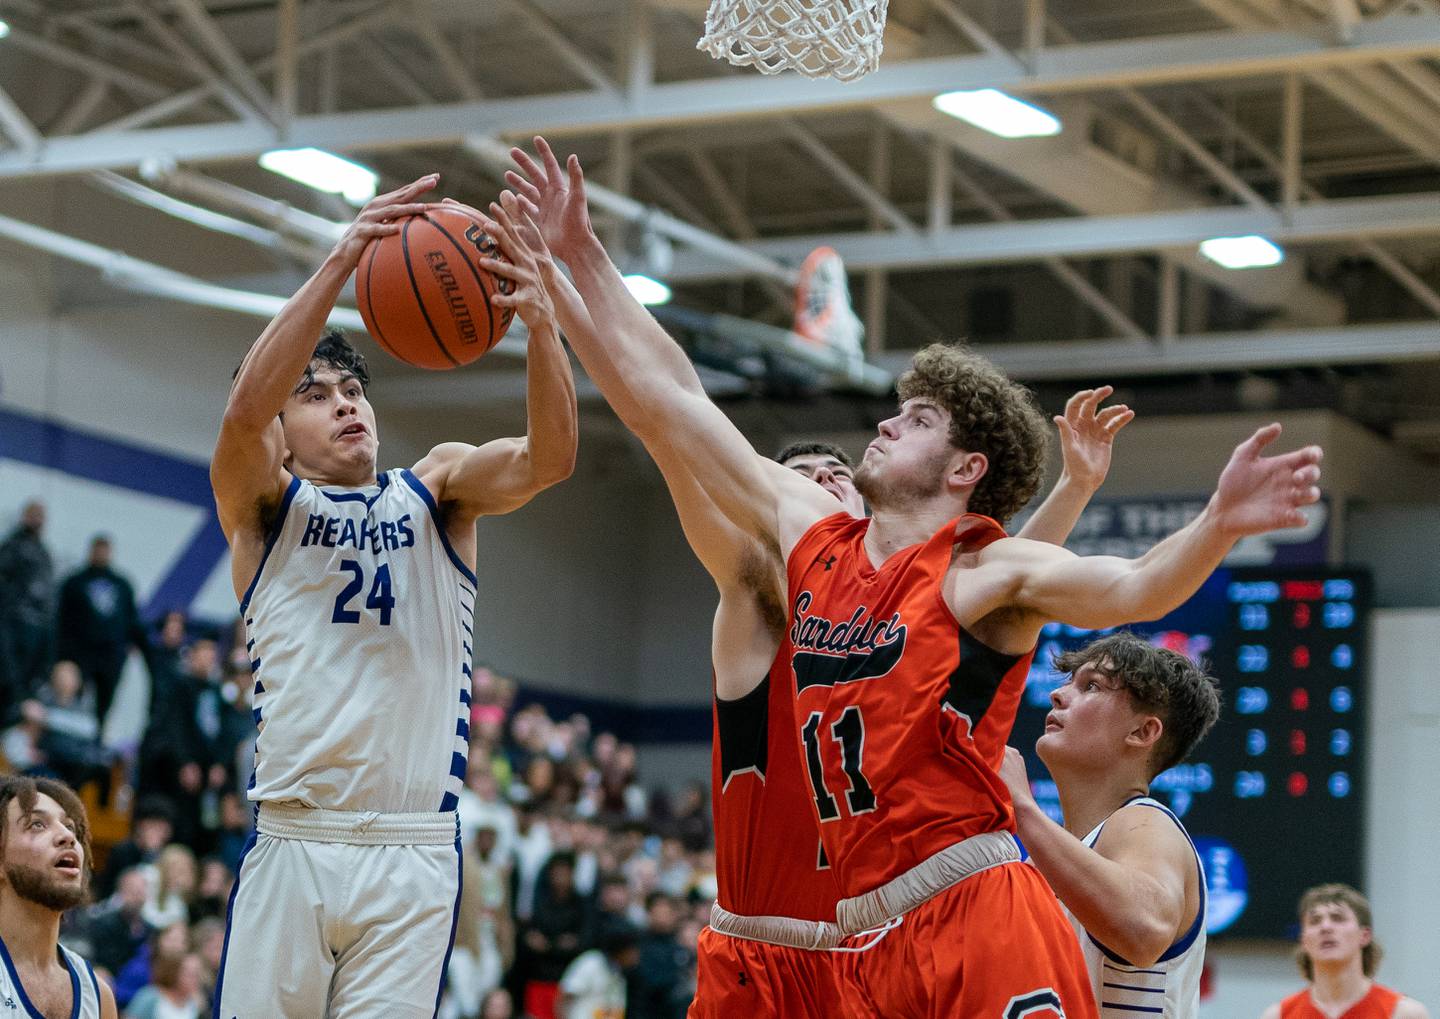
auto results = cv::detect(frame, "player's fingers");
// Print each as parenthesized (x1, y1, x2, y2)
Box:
(535, 136, 564, 184)
(1078, 386, 1109, 420)
(503, 171, 544, 207)
(475, 256, 524, 281)
(374, 174, 438, 206)
(1241, 422, 1283, 457)
(510, 147, 544, 185)
(1292, 464, 1321, 486)
(1103, 408, 1135, 434)
(1062, 389, 1089, 421)
(567, 153, 585, 192)
(1096, 405, 1131, 428)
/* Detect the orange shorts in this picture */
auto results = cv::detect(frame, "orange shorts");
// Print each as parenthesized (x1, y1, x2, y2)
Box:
(837, 861, 1098, 1019)
(688, 924, 871, 1019)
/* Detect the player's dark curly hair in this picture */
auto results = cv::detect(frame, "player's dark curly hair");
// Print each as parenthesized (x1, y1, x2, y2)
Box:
(295, 329, 370, 394)
(0, 775, 93, 877)
(774, 442, 854, 468)
(230, 328, 370, 393)
(895, 343, 1049, 523)
(1054, 632, 1221, 778)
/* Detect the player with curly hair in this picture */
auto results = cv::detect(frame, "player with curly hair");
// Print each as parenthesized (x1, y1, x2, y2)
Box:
(498, 135, 1322, 1019)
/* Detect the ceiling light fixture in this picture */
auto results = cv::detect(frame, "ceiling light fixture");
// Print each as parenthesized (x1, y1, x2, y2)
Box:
(931, 89, 1062, 138)
(259, 148, 378, 206)
(1199, 235, 1285, 269)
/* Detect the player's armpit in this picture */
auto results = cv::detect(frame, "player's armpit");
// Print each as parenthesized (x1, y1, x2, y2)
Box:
(211, 415, 290, 541)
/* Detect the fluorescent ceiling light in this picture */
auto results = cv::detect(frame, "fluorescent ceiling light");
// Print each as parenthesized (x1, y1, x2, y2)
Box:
(1199, 235, 1284, 269)
(0, 21, 10, 38)
(624, 274, 672, 306)
(259, 148, 378, 206)
(931, 89, 1061, 138)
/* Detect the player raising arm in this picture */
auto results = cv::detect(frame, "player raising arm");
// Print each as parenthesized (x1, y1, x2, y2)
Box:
(209, 175, 576, 1018)
(495, 136, 1318, 1019)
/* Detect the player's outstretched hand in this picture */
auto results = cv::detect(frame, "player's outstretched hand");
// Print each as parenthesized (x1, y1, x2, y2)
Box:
(506, 136, 593, 262)
(1056, 386, 1133, 493)
(471, 192, 557, 334)
(331, 174, 439, 272)
(999, 747, 1038, 816)
(1210, 424, 1322, 536)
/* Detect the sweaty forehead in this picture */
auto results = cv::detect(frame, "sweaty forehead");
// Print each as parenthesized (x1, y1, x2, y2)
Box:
(9, 793, 64, 825)
(295, 367, 361, 394)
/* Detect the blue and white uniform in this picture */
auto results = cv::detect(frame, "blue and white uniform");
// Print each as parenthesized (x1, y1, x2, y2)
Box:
(1064, 796, 1207, 1019)
(216, 468, 474, 1019)
(0, 939, 102, 1019)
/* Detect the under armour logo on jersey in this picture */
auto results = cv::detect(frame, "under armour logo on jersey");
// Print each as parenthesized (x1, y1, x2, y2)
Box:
(736, 971, 748, 987)
(814, 554, 837, 571)
(1004, 989, 1065, 1019)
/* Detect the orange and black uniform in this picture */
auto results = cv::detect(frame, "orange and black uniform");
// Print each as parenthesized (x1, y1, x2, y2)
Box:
(1279, 984, 1403, 1019)
(787, 511, 1098, 1019)
(687, 639, 855, 1019)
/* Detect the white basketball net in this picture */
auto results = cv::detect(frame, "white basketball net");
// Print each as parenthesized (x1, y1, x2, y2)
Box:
(698, 0, 888, 82)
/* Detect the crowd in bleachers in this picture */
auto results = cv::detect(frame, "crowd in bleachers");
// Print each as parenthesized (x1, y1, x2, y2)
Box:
(0, 501, 713, 1019)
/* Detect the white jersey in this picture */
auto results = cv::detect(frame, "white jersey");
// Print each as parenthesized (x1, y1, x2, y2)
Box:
(1064, 796, 1207, 1019)
(240, 468, 473, 813)
(0, 939, 102, 1019)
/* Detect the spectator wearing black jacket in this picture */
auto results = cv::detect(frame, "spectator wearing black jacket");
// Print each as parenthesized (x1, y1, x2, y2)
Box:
(56, 534, 144, 727)
(0, 501, 55, 718)
(515, 852, 593, 1018)
(138, 639, 221, 847)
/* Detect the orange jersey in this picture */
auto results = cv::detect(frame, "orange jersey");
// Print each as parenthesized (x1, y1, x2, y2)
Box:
(1280, 985, 1402, 1019)
(787, 511, 1034, 898)
(711, 657, 842, 921)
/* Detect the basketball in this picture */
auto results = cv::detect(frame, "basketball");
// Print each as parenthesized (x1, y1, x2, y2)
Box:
(355, 206, 515, 370)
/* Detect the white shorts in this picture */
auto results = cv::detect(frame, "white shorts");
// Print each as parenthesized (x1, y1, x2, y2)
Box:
(215, 804, 462, 1019)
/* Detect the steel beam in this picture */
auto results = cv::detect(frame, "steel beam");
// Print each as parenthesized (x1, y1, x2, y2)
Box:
(875, 322, 1440, 379)
(662, 192, 1440, 280)
(8, 18, 1440, 178)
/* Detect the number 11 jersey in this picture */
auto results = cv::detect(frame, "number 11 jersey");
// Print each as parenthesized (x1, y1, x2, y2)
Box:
(787, 512, 1035, 899)
(240, 468, 473, 814)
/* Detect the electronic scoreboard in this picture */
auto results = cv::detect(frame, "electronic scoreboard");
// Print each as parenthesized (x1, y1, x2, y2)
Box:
(1012, 566, 1370, 939)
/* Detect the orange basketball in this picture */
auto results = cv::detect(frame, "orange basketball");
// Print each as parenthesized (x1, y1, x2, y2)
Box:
(355, 206, 515, 370)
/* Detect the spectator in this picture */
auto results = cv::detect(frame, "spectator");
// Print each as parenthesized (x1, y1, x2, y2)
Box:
(516, 852, 592, 1019)
(56, 534, 144, 728)
(0, 699, 45, 773)
(629, 893, 691, 1019)
(144, 611, 189, 688)
(124, 949, 206, 1019)
(142, 844, 198, 929)
(84, 866, 154, 978)
(511, 805, 554, 923)
(33, 659, 113, 796)
(113, 921, 189, 1010)
(99, 798, 174, 899)
(479, 988, 515, 1019)
(669, 780, 710, 853)
(557, 924, 639, 1019)
(190, 917, 226, 1010)
(0, 501, 55, 717)
(138, 639, 216, 846)
(593, 872, 642, 939)
(457, 757, 517, 859)
(214, 793, 250, 875)
(190, 857, 233, 924)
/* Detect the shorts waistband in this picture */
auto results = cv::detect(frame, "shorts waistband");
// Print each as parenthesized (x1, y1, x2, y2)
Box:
(836, 830, 1020, 935)
(708, 904, 844, 951)
(256, 803, 459, 846)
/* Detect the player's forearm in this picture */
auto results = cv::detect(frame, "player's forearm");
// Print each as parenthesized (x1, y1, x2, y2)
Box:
(561, 232, 707, 439)
(518, 317, 578, 489)
(1016, 473, 1095, 547)
(1112, 503, 1235, 621)
(225, 253, 352, 430)
(1014, 800, 1176, 966)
